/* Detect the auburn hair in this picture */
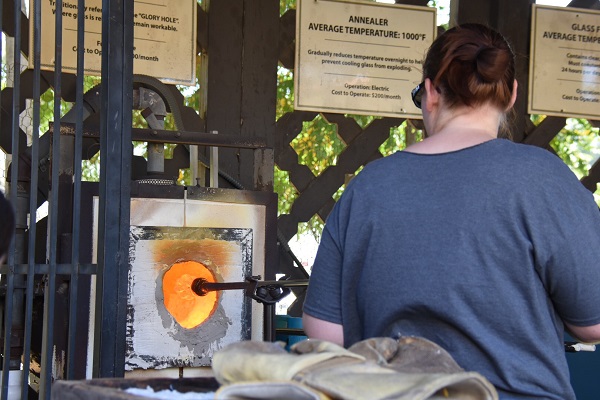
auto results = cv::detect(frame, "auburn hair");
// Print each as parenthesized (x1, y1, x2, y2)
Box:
(423, 23, 516, 111)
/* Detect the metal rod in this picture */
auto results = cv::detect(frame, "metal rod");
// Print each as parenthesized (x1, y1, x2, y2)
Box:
(1, 2, 22, 398)
(275, 328, 306, 336)
(50, 122, 269, 149)
(40, 0, 64, 396)
(210, 131, 219, 187)
(262, 279, 309, 288)
(191, 278, 248, 296)
(22, 0, 43, 396)
(94, 0, 134, 378)
(0, 263, 98, 275)
(264, 303, 275, 342)
(192, 278, 308, 296)
(66, 0, 86, 380)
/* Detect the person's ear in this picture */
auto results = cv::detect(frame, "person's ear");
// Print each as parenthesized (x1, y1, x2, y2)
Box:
(0, 255, 5, 265)
(507, 79, 518, 110)
(424, 78, 439, 111)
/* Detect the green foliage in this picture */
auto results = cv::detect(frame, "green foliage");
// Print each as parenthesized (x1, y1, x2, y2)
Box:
(380, 121, 424, 156)
(291, 116, 345, 176)
(302, 214, 326, 242)
(177, 55, 204, 113)
(82, 152, 100, 182)
(274, 166, 298, 215)
(276, 67, 295, 119)
(548, 117, 600, 205)
(39, 89, 72, 134)
(551, 120, 595, 177)
(280, 0, 295, 15)
(530, 115, 600, 205)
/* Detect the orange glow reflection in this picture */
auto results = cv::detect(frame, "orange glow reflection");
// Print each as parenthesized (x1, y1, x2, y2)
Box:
(163, 261, 218, 329)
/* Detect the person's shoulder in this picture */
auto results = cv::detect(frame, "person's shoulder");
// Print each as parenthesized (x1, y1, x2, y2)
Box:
(353, 152, 401, 178)
(371, 150, 415, 171)
(494, 138, 550, 156)
(496, 140, 592, 202)
(495, 139, 554, 158)
(338, 153, 404, 197)
(495, 139, 572, 171)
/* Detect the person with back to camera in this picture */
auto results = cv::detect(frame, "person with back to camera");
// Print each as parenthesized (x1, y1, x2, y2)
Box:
(0, 190, 15, 265)
(302, 23, 600, 399)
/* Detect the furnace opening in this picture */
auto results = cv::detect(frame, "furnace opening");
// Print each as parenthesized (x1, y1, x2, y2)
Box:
(162, 260, 219, 329)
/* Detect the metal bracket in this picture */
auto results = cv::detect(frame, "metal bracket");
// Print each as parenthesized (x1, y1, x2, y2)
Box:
(191, 275, 293, 305)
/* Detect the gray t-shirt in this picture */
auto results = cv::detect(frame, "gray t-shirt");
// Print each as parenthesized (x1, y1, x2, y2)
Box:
(303, 139, 600, 399)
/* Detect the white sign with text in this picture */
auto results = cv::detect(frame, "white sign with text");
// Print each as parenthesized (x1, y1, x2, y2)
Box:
(30, 0, 197, 85)
(294, 0, 436, 118)
(529, 5, 600, 118)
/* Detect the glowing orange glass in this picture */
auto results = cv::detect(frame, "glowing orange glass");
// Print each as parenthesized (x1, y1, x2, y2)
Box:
(162, 260, 218, 329)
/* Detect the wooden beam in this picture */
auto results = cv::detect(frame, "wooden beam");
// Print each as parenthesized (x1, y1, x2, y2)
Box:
(206, 1, 244, 187)
(452, 0, 491, 25)
(495, 0, 535, 143)
(240, 0, 280, 182)
(394, 0, 429, 6)
(206, 0, 279, 190)
(568, 0, 600, 10)
(523, 116, 566, 148)
(279, 10, 296, 70)
(581, 158, 600, 192)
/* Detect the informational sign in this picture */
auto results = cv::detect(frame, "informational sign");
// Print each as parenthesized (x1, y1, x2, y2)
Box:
(294, 0, 436, 118)
(529, 5, 600, 119)
(30, 0, 197, 86)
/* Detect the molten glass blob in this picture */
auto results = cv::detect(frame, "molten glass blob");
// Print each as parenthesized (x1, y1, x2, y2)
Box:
(162, 260, 218, 329)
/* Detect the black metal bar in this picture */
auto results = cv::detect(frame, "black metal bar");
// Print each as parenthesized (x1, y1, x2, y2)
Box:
(21, 0, 42, 397)
(0, 0, 2, 133)
(262, 279, 309, 288)
(94, 0, 133, 378)
(275, 328, 306, 336)
(50, 122, 269, 149)
(191, 278, 249, 296)
(128, 127, 269, 149)
(264, 304, 275, 342)
(0, 0, 2, 138)
(0, 204, 15, 400)
(0, 264, 98, 275)
(66, 0, 87, 380)
(1, 1, 21, 398)
(192, 278, 308, 296)
(40, 0, 64, 396)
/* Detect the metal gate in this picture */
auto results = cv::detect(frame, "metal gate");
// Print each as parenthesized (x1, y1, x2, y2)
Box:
(1, 0, 134, 398)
